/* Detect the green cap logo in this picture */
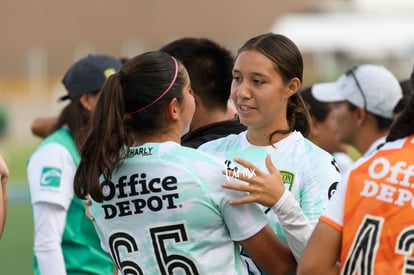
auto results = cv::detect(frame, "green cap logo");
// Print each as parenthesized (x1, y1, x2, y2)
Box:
(104, 68, 117, 79)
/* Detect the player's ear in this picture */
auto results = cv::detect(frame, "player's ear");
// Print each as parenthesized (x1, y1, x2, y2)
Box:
(167, 98, 180, 121)
(354, 107, 367, 126)
(79, 94, 95, 111)
(285, 77, 301, 99)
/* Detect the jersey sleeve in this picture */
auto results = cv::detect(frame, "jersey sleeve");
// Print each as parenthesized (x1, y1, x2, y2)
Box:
(32, 202, 67, 275)
(300, 152, 342, 225)
(319, 171, 350, 232)
(27, 143, 77, 210)
(222, 191, 268, 241)
(204, 171, 268, 242)
(272, 187, 313, 261)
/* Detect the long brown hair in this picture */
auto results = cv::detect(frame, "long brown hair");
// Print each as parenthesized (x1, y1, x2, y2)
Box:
(51, 92, 98, 149)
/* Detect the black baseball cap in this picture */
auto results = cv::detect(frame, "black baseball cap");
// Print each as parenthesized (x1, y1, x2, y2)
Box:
(59, 54, 122, 101)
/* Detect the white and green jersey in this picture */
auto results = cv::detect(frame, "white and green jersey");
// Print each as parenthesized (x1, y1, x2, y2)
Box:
(199, 130, 341, 274)
(27, 127, 113, 275)
(91, 141, 268, 275)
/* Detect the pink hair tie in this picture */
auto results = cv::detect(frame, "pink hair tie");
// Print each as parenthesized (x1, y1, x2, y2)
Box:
(124, 56, 179, 119)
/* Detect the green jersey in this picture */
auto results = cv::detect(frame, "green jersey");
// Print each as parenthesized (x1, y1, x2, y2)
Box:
(27, 128, 113, 275)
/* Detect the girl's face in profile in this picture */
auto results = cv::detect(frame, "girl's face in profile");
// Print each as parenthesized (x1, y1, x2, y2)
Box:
(231, 50, 292, 132)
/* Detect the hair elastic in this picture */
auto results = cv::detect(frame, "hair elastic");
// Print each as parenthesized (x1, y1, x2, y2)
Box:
(124, 56, 179, 120)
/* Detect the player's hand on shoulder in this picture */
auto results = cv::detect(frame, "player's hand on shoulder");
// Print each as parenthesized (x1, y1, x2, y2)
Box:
(222, 154, 285, 208)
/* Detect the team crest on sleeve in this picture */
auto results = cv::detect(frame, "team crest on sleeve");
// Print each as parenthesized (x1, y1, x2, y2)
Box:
(40, 167, 62, 187)
(280, 170, 294, 191)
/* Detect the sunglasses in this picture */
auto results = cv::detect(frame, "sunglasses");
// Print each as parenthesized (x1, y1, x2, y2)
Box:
(345, 66, 367, 110)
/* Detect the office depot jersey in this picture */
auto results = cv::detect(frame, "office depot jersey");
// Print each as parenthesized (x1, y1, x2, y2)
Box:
(321, 135, 414, 274)
(90, 141, 268, 275)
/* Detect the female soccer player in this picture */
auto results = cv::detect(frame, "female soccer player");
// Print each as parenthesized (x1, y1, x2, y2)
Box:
(27, 54, 120, 274)
(199, 33, 341, 274)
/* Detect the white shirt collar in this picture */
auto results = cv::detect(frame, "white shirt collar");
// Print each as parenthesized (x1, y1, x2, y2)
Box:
(363, 136, 386, 157)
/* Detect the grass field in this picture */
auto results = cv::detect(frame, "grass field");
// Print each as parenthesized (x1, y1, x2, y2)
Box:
(0, 202, 33, 275)
(0, 137, 39, 275)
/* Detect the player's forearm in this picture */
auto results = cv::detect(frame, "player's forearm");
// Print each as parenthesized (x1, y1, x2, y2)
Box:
(31, 116, 57, 138)
(272, 189, 313, 261)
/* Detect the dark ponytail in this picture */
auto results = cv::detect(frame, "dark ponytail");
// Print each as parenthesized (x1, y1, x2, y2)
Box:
(74, 73, 130, 202)
(74, 51, 186, 202)
(386, 65, 414, 142)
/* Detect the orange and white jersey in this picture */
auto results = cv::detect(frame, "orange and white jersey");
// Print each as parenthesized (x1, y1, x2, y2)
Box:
(321, 134, 414, 275)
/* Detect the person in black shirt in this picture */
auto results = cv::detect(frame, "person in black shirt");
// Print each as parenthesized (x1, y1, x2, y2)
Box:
(160, 37, 246, 148)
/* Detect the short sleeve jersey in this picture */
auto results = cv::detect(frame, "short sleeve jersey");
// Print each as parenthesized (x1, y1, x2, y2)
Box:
(321, 135, 414, 274)
(91, 141, 268, 275)
(199, 130, 341, 274)
(27, 127, 113, 275)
